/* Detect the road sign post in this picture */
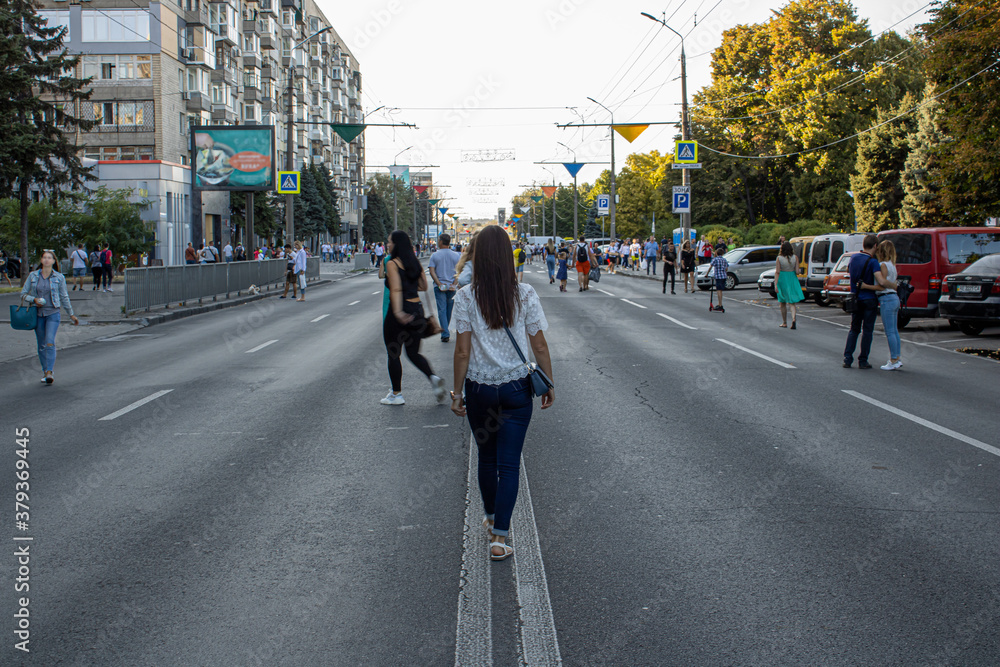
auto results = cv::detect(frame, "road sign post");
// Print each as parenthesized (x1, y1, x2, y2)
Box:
(597, 194, 610, 216)
(672, 186, 691, 214)
(277, 171, 301, 194)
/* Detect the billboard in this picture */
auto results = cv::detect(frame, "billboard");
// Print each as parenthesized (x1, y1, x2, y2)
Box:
(191, 125, 275, 191)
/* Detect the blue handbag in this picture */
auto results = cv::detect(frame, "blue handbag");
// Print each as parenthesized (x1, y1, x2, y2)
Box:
(9, 303, 37, 331)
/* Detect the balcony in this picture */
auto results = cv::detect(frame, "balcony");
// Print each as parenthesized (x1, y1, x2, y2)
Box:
(185, 5, 210, 25)
(259, 0, 277, 15)
(310, 80, 320, 92)
(184, 91, 211, 112)
(214, 24, 238, 45)
(242, 19, 260, 34)
(309, 104, 322, 117)
(211, 105, 238, 123)
(212, 66, 238, 87)
(183, 46, 216, 69)
(261, 64, 277, 80)
(308, 128, 322, 141)
(259, 33, 277, 50)
(242, 52, 262, 69)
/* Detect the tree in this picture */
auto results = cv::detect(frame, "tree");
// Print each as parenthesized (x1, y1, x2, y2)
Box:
(311, 164, 341, 237)
(850, 92, 918, 232)
(899, 86, 950, 227)
(77, 186, 153, 257)
(920, 0, 1000, 222)
(230, 191, 280, 246)
(0, 0, 95, 282)
(362, 189, 388, 243)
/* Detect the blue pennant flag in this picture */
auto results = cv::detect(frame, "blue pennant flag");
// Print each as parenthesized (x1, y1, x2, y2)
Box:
(562, 162, 584, 178)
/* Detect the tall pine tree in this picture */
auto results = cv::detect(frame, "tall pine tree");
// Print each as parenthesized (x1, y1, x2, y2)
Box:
(900, 87, 949, 228)
(362, 189, 388, 244)
(0, 1, 95, 282)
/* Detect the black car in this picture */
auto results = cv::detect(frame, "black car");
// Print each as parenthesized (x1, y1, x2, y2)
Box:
(938, 254, 1000, 336)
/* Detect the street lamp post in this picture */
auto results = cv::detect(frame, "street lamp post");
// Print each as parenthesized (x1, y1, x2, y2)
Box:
(558, 141, 581, 240)
(285, 26, 332, 244)
(587, 96, 615, 245)
(642, 11, 692, 238)
(391, 146, 412, 231)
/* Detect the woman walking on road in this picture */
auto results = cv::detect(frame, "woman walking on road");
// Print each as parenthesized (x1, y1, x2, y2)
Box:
(455, 231, 479, 288)
(680, 241, 696, 293)
(381, 231, 444, 406)
(19, 250, 79, 384)
(449, 225, 554, 561)
(545, 240, 556, 284)
(870, 240, 902, 370)
(775, 241, 804, 328)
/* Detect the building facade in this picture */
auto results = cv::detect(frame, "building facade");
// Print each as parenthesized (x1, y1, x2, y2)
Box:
(37, 0, 364, 265)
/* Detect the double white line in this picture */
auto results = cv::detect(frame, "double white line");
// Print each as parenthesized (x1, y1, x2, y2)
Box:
(455, 437, 562, 666)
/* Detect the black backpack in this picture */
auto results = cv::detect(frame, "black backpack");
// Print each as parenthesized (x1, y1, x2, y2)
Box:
(577, 244, 588, 262)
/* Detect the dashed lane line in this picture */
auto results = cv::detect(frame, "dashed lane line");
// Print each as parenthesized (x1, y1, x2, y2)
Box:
(621, 298, 647, 310)
(310, 314, 330, 322)
(716, 338, 795, 369)
(348, 300, 361, 306)
(245, 340, 279, 354)
(99, 390, 174, 421)
(844, 390, 1000, 458)
(595, 288, 616, 296)
(656, 313, 698, 330)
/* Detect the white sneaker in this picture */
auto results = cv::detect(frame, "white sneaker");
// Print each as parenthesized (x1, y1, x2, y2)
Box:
(430, 375, 446, 402)
(380, 391, 405, 405)
(880, 360, 901, 371)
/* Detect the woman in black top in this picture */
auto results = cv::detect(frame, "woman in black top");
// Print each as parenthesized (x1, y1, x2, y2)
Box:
(661, 242, 677, 294)
(680, 241, 696, 293)
(381, 231, 444, 406)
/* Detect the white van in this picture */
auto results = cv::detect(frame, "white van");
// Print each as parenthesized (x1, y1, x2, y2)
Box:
(806, 233, 867, 304)
(524, 235, 560, 246)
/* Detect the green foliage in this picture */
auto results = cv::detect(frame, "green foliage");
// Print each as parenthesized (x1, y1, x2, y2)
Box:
(362, 188, 388, 243)
(230, 191, 280, 243)
(920, 0, 1000, 222)
(366, 172, 415, 235)
(900, 87, 950, 228)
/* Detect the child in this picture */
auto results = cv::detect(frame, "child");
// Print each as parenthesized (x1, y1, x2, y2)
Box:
(556, 247, 569, 292)
(709, 247, 729, 312)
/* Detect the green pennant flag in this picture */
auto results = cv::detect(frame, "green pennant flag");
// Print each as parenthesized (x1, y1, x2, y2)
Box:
(531, 196, 543, 203)
(330, 124, 366, 142)
(428, 199, 441, 205)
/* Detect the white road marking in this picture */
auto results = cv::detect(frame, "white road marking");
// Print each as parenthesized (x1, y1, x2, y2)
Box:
(385, 426, 410, 431)
(422, 424, 450, 429)
(843, 390, 1000, 458)
(371, 291, 381, 295)
(455, 436, 492, 666)
(348, 300, 361, 306)
(716, 338, 795, 369)
(595, 288, 615, 296)
(310, 314, 330, 322)
(245, 339, 279, 354)
(512, 459, 563, 665)
(99, 390, 174, 421)
(620, 298, 647, 309)
(656, 313, 698, 330)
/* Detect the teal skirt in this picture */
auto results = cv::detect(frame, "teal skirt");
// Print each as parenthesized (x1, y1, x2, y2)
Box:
(776, 271, 804, 303)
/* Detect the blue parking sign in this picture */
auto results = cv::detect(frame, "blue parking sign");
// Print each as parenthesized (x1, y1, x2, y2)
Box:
(673, 192, 690, 213)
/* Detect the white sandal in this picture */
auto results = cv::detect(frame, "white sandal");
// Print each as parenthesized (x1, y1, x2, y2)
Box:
(482, 517, 494, 540)
(490, 541, 513, 561)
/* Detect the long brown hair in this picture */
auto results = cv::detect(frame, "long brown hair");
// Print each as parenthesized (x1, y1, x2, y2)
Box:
(876, 240, 896, 264)
(472, 225, 519, 329)
(780, 241, 794, 258)
(455, 230, 479, 275)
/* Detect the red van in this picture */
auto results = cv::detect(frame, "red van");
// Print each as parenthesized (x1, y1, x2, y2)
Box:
(877, 228, 1000, 320)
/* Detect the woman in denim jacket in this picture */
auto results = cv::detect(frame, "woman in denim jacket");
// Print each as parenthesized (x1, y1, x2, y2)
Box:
(19, 250, 79, 384)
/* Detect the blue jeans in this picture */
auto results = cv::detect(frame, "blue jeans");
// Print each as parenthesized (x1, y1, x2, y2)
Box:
(844, 298, 879, 365)
(465, 377, 533, 536)
(434, 287, 455, 340)
(646, 256, 657, 275)
(879, 293, 901, 360)
(35, 312, 60, 372)
(546, 255, 556, 279)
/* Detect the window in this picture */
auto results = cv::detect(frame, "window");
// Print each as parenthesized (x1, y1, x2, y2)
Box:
(888, 233, 933, 265)
(811, 240, 829, 264)
(282, 9, 294, 26)
(945, 232, 1000, 265)
(745, 249, 769, 263)
(180, 112, 187, 135)
(831, 240, 845, 263)
(83, 55, 152, 81)
(37, 11, 70, 40)
(83, 145, 153, 161)
(82, 100, 154, 131)
(82, 10, 150, 42)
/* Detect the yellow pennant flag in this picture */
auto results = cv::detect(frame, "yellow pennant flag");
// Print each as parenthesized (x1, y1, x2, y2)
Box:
(612, 124, 650, 143)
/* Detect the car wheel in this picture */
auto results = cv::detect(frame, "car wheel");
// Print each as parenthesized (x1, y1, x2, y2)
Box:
(947, 319, 959, 330)
(958, 322, 985, 336)
(897, 311, 911, 330)
(725, 274, 737, 291)
(814, 293, 831, 307)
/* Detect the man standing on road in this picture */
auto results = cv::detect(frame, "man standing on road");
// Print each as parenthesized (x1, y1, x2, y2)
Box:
(69, 244, 88, 291)
(709, 247, 729, 312)
(185, 242, 197, 265)
(223, 241, 233, 263)
(428, 233, 461, 343)
(644, 236, 659, 276)
(294, 240, 308, 302)
(843, 234, 881, 369)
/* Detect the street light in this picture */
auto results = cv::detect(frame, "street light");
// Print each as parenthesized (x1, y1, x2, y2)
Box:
(587, 96, 616, 245)
(642, 11, 692, 238)
(284, 25, 333, 244)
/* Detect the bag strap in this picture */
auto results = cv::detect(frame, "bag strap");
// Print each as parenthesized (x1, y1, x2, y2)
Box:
(502, 322, 529, 365)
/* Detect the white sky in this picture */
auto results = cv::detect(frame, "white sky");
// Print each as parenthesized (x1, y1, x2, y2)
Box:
(319, 0, 932, 220)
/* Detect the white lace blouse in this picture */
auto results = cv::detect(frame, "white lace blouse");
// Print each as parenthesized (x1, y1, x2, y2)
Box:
(452, 283, 549, 385)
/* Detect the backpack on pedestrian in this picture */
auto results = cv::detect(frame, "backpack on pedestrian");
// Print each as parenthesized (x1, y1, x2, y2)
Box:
(577, 244, 588, 263)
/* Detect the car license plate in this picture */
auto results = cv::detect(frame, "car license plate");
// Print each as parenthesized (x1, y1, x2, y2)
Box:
(838, 279, 850, 286)
(956, 284, 980, 294)
(760, 280, 773, 287)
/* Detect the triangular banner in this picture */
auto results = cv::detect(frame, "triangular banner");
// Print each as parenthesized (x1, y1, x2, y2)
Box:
(562, 162, 584, 178)
(520, 206, 531, 213)
(612, 124, 650, 143)
(413, 185, 429, 194)
(541, 186, 557, 197)
(388, 165, 409, 179)
(438, 207, 449, 215)
(428, 198, 441, 205)
(531, 196, 543, 203)
(330, 123, 366, 142)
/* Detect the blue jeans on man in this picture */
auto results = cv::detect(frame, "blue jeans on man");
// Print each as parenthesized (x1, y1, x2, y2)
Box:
(34, 312, 60, 372)
(646, 255, 657, 275)
(844, 298, 879, 366)
(434, 286, 455, 340)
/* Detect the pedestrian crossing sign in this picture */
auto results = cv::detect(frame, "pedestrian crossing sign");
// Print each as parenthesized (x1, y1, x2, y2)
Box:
(277, 171, 300, 194)
(675, 141, 698, 164)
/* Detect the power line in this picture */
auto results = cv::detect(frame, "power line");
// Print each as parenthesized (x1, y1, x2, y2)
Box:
(699, 58, 1000, 160)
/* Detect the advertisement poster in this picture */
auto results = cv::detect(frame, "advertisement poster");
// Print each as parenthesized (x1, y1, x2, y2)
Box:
(191, 125, 275, 191)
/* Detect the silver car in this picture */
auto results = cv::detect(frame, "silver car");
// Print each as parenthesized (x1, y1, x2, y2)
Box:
(697, 245, 782, 290)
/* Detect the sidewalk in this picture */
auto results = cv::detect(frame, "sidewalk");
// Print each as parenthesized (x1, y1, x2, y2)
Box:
(0, 260, 371, 365)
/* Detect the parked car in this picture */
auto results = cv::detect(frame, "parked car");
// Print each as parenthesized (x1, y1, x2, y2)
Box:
(878, 228, 1000, 321)
(938, 253, 1000, 336)
(806, 233, 867, 305)
(758, 268, 776, 297)
(825, 251, 913, 328)
(789, 234, 817, 288)
(697, 245, 781, 290)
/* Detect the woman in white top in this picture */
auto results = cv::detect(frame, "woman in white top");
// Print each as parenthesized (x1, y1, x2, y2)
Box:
(867, 240, 902, 370)
(450, 225, 554, 561)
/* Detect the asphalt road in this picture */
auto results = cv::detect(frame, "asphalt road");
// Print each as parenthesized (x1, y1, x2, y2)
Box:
(1, 263, 997, 666)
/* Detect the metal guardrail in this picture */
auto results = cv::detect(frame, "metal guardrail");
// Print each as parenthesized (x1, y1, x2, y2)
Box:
(124, 258, 320, 313)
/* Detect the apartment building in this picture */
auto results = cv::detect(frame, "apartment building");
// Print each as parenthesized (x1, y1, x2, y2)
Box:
(36, 0, 365, 265)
